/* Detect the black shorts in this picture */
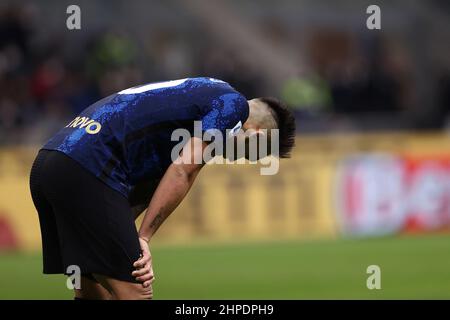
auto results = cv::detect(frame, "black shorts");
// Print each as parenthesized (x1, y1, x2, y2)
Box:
(29, 149, 141, 283)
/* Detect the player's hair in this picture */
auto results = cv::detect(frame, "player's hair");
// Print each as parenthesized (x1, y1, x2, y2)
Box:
(259, 97, 296, 158)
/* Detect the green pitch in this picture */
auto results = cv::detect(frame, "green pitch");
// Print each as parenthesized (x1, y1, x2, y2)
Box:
(1, 234, 449, 299)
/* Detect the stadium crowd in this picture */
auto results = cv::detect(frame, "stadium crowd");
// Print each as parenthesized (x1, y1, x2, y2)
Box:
(0, 3, 449, 144)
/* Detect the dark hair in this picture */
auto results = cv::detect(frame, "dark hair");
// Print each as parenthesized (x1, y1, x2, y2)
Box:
(259, 97, 296, 158)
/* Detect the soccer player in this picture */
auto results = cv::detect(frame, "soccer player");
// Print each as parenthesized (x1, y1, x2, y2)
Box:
(29, 77, 295, 300)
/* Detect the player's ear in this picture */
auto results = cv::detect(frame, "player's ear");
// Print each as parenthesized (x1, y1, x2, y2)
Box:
(245, 130, 268, 161)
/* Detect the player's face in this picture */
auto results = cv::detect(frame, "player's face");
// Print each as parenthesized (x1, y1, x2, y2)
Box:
(230, 99, 271, 160)
(229, 129, 268, 161)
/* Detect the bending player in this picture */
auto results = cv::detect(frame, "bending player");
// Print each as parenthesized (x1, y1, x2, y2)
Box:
(29, 77, 295, 299)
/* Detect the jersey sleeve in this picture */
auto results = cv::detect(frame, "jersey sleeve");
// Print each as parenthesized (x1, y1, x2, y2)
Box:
(200, 91, 249, 144)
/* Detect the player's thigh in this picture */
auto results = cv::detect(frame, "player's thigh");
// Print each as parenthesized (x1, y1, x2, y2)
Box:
(93, 273, 153, 300)
(74, 275, 112, 300)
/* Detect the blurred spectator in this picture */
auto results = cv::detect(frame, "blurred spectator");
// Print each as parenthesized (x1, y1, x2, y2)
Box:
(280, 76, 332, 114)
(308, 30, 405, 114)
(437, 71, 450, 128)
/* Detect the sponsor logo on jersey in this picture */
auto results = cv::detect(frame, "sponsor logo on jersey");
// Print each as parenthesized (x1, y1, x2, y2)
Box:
(65, 116, 102, 134)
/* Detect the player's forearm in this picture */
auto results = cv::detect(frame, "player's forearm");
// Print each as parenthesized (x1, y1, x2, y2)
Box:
(138, 164, 200, 241)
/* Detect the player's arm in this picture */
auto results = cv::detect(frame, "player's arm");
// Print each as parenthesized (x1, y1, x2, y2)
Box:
(138, 136, 206, 241)
(132, 137, 206, 285)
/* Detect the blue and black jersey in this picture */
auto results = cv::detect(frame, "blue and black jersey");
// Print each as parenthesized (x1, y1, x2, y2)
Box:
(42, 77, 249, 197)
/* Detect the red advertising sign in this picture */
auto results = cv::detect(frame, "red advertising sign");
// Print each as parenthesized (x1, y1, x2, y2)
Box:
(336, 154, 450, 236)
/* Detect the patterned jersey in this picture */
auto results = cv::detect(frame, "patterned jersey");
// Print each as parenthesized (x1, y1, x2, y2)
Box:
(42, 77, 249, 197)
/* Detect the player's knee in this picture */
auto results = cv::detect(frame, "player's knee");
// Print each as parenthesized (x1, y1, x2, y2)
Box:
(133, 283, 153, 300)
(92, 273, 153, 300)
(114, 283, 153, 300)
(74, 276, 112, 300)
(75, 289, 112, 300)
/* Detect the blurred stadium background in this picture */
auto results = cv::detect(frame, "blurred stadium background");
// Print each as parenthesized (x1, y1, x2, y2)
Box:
(1, 0, 450, 299)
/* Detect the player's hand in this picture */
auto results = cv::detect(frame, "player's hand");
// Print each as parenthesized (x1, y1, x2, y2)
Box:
(132, 237, 154, 288)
